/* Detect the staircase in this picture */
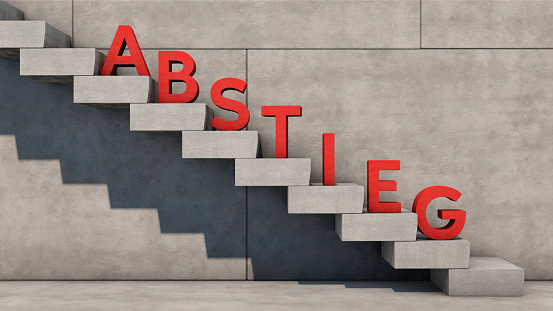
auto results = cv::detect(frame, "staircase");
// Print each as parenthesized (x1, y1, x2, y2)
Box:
(0, 1, 524, 296)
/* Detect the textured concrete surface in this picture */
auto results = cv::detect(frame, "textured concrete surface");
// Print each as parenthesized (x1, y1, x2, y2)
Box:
(382, 234, 470, 269)
(0, 135, 244, 280)
(248, 49, 553, 279)
(431, 257, 525, 297)
(103, 50, 246, 124)
(422, 0, 553, 48)
(0, 1, 23, 20)
(74, 0, 420, 49)
(247, 186, 428, 280)
(0, 58, 247, 279)
(5, 0, 72, 38)
(336, 209, 417, 242)
(20, 48, 105, 84)
(74, 76, 156, 107)
(2, 0, 553, 283)
(0, 21, 71, 59)
(1, 281, 553, 311)
(235, 158, 311, 186)
(288, 183, 364, 214)
(130, 103, 212, 132)
(182, 131, 259, 159)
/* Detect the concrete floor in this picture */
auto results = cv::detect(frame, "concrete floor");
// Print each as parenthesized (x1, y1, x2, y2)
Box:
(0, 281, 551, 310)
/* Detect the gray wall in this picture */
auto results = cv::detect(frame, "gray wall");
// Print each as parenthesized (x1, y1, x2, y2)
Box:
(2, 0, 553, 280)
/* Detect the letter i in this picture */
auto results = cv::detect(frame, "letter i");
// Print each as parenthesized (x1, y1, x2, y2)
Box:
(323, 133, 335, 186)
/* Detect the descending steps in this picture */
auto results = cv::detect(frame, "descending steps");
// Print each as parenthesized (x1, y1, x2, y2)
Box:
(0, 1, 525, 296)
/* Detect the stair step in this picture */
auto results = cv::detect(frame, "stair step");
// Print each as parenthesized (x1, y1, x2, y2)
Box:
(131, 103, 213, 132)
(382, 233, 470, 269)
(0, 135, 18, 164)
(0, 1, 24, 20)
(288, 183, 364, 214)
(0, 21, 71, 60)
(20, 48, 105, 84)
(235, 158, 310, 186)
(336, 209, 417, 241)
(431, 257, 524, 296)
(74, 76, 156, 108)
(182, 131, 259, 159)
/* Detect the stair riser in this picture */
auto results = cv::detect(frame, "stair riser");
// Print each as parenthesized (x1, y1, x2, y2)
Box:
(288, 183, 364, 214)
(382, 235, 470, 269)
(182, 131, 259, 159)
(20, 49, 104, 84)
(235, 158, 311, 186)
(337, 211, 417, 241)
(431, 257, 524, 296)
(74, 76, 156, 107)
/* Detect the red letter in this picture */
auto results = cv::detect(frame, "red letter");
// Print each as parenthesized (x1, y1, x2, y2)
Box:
(367, 160, 401, 213)
(158, 51, 199, 103)
(210, 78, 248, 131)
(412, 186, 465, 240)
(323, 133, 335, 186)
(100, 25, 150, 76)
(261, 106, 302, 158)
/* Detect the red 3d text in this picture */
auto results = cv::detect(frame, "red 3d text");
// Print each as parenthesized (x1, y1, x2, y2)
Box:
(101, 25, 466, 240)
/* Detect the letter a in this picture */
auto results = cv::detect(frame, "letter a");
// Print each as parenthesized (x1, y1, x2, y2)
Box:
(100, 25, 150, 76)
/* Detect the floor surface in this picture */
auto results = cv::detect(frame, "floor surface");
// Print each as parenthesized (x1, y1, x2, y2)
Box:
(0, 281, 551, 310)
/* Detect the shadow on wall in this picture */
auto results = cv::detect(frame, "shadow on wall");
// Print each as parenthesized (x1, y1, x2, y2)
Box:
(0, 58, 245, 259)
(0, 58, 428, 280)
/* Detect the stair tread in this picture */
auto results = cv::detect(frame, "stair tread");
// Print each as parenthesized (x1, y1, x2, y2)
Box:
(288, 183, 364, 214)
(431, 257, 524, 297)
(382, 233, 470, 269)
(0, 21, 71, 60)
(336, 209, 417, 241)
(235, 158, 311, 186)
(20, 48, 104, 84)
(74, 76, 156, 108)
(182, 130, 259, 159)
(130, 103, 212, 132)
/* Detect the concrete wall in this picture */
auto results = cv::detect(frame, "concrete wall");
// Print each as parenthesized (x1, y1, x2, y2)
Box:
(2, 0, 553, 280)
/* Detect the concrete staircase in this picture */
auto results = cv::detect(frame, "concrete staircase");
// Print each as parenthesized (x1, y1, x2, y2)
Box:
(0, 1, 524, 296)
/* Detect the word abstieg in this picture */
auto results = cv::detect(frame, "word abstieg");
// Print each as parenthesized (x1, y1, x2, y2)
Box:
(100, 25, 466, 241)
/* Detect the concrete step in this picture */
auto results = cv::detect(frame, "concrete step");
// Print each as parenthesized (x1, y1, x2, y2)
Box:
(182, 131, 259, 159)
(20, 48, 105, 84)
(288, 183, 364, 214)
(336, 209, 417, 241)
(131, 103, 213, 132)
(235, 158, 311, 186)
(0, 1, 24, 20)
(382, 233, 470, 269)
(431, 257, 524, 296)
(74, 76, 157, 108)
(0, 21, 71, 60)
